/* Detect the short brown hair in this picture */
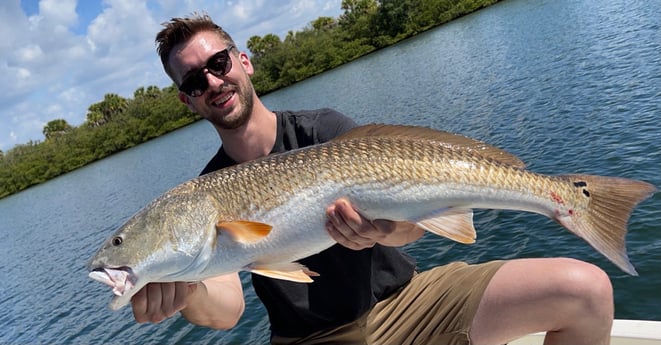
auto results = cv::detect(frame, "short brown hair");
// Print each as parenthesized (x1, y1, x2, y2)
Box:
(155, 12, 237, 82)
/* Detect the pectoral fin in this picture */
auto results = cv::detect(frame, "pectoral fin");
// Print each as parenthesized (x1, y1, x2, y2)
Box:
(216, 220, 272, 244)
(416, 208, 476, 244)
(247, 262, 320, 283)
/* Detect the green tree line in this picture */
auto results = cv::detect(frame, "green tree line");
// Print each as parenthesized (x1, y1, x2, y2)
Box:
(0, 0, 499, 199)
(0, 86, 198, 198)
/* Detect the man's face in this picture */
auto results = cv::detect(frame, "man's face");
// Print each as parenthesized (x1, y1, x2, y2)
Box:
(169, 31, 255, 130)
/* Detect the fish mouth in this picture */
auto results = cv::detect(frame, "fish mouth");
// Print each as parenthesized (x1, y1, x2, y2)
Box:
(89, 267, 137, 298)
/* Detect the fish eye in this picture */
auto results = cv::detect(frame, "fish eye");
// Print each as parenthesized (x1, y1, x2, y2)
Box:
(111, 236, 123, 246)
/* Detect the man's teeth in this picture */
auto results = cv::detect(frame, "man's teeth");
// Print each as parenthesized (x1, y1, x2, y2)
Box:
(213, 93, 233, 106)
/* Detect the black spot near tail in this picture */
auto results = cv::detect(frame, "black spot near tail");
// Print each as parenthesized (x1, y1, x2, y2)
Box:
(573, 181, 591, 198)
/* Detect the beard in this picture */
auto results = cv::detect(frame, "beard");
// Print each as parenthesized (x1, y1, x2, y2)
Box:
(210, 79, 255, 130)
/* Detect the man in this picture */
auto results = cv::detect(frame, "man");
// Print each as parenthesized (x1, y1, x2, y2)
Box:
(131, 13, 614, 344)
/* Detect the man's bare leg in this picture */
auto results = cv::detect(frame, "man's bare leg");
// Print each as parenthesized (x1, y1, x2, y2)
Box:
(469, 258, 614, 345)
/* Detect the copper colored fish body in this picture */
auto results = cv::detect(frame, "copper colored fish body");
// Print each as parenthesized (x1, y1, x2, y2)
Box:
(88, 124, 657, 310)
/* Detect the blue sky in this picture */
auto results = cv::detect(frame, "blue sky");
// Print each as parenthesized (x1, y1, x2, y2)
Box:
(20, 0, 103, 35)
(0, 0, 343, 151)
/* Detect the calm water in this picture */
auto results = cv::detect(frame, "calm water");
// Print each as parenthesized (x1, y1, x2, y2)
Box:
(1, 0, 659, 343)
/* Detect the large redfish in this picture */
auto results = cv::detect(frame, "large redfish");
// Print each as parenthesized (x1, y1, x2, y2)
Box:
(88, 124, 656, 310)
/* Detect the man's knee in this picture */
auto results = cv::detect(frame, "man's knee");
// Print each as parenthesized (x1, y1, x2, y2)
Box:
(552, 258, 613, 316)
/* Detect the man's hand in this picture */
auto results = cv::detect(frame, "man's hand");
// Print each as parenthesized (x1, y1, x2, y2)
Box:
(325, 198, 424, 249)
(131, 282, 198, 323)
(130, 274, 244, 329)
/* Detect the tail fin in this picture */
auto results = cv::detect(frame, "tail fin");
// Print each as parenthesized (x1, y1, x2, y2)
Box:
(559, 175, 656, 275)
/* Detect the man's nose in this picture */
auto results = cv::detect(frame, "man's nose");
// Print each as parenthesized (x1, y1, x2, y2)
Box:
(205, 69, 226, 91)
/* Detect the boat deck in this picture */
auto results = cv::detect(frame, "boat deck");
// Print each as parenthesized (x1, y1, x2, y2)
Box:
(509, 320, 661, 345)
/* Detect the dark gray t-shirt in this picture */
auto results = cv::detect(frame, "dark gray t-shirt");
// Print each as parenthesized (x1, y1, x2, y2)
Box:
(201, 108, 416, 337)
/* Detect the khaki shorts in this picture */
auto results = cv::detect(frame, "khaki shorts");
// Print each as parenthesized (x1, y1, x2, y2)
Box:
(271, 260, 506, 345)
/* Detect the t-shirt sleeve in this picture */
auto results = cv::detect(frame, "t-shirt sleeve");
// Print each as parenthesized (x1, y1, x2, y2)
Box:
(314, 108, 358, 143)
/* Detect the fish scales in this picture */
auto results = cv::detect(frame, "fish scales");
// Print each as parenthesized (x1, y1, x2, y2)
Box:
(195, 137, 548, 213)
(88, 124, 657, 311)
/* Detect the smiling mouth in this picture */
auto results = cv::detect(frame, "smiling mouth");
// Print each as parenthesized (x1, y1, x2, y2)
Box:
(211, 91, 234, 107)
(89, 267, 136, 297)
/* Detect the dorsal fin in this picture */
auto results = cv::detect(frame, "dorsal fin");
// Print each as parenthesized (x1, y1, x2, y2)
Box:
(333, 124, 526, 168)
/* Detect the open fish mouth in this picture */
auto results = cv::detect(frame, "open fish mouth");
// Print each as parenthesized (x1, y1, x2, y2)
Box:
(89, 267, 136, 297)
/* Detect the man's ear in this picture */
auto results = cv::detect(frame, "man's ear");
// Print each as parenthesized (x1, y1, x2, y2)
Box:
(178, 92, 196, 112)
(239, 52, 254, 76)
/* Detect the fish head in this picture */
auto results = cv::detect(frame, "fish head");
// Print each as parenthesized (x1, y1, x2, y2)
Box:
(88, 185, 221, 310)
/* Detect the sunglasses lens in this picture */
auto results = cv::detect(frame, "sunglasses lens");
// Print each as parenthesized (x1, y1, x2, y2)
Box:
(207, 51, 232, 76)
(180, 72, 208, 97)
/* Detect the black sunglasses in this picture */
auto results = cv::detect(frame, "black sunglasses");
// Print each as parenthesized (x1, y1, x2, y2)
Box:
(179, 45, 235, 97)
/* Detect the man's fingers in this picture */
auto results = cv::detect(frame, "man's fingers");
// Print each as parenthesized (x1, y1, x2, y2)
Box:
(159, 282, 178, 318)
(333, 199, 363, 229)
(325, 221, 365, 250)
(172, 281, 191, 313)
(130, 282, 196, 324)
(146, 283, 165, 322)
(326, 200, 381, 249)
(131, 286, 149, 323)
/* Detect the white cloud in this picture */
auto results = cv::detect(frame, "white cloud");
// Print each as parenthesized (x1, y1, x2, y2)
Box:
(0, 0, 343, 151)
(16, 44, 44, 61)
(37, 0, 78, 27)
(16, 68, 32, 80)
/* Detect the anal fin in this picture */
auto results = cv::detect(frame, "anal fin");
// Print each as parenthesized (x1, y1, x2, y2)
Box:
(416, 208, 476, 244)
(246, 262, 320, 283)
